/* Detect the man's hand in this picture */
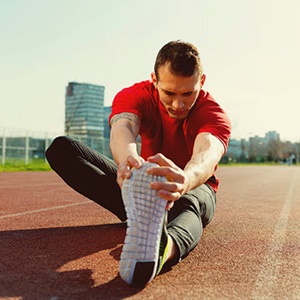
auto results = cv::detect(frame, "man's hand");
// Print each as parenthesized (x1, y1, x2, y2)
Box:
(117, 155, 144, 188)
(146, 153, 191, 204)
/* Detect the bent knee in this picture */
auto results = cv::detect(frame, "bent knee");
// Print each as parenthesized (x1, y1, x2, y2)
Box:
(45, 136, 70, 163)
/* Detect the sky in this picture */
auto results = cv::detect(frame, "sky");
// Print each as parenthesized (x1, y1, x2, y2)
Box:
(1, 0, 300, 141)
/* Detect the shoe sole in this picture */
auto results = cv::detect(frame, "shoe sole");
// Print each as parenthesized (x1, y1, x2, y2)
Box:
(119, 162, 167, 286)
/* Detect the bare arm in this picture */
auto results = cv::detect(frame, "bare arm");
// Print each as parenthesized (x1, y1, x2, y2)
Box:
(110, 112, 143, 186)
(147, 132, 225, 201)
(183, 132, 225, 192)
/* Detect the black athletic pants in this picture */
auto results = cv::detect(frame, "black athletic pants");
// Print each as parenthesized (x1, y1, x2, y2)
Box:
(45, 136, 217, 264)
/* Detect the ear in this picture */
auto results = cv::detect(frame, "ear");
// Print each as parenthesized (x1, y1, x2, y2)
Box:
(201, 74, 206, 86)
(151, 72, 158, 87)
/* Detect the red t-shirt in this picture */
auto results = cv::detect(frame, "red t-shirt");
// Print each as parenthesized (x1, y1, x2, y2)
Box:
(110, 80, 231, 192)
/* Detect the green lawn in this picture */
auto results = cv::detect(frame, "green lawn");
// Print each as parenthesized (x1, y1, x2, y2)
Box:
(0, 159, 52, 172)
(0, 160, 297, 172)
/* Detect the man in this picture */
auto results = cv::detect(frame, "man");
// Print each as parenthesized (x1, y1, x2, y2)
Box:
(46, 40, 231, 287)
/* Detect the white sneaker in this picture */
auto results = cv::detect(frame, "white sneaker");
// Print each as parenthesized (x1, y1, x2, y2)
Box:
(119, 162, 169, 286)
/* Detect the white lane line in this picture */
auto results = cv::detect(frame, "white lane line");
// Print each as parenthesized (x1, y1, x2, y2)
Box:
(251, 170, 296, 299)
(0, 201, 91, 220)
(0, 183, 64, 189)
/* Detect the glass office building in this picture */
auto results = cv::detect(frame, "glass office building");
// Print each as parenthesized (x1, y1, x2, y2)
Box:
(65, 82, 105, 138)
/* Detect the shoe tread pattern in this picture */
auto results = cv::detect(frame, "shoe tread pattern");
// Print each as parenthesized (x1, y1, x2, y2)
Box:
(119, 162, 166, 285)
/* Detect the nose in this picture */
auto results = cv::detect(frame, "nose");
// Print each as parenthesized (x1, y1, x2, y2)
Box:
(172, 98, 184, 110)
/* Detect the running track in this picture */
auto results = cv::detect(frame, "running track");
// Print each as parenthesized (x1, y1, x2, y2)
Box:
(0, 166, 299, 299)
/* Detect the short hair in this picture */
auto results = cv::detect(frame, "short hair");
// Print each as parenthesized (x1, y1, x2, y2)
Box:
(154, 40, 203, 80)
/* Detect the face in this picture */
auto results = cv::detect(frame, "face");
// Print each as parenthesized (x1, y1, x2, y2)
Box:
(152, 63, 206, 119)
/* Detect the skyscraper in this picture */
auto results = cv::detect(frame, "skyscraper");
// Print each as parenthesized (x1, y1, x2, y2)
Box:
(65, 82, 105, 137)
(104, 106, 112, 139)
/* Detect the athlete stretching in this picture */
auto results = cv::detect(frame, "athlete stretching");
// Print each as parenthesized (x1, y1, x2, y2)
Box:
(46, 40, 231, 286)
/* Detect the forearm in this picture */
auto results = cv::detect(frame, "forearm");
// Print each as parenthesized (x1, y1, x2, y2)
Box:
(184, 151, 219, 191)
(109, 113, 142, 188)
(110, 112, 141, 166)
(110, 124, 139, 165)
(183, 133, 224, 192)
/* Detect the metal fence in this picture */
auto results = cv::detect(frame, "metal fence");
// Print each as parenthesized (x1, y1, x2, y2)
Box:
(0, 128, 112, 165)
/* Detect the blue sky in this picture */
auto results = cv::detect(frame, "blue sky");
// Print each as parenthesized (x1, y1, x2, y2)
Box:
(1, 0, 300, 141)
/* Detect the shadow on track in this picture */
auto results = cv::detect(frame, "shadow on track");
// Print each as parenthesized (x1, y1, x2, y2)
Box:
(0, 223, 144, 300)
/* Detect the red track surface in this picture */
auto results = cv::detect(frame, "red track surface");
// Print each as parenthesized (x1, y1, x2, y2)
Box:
(1, 166, 300, 299)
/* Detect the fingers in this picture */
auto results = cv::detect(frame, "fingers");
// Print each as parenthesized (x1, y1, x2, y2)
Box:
(117, 155, 144, 188)
(127, 155, 144, 169)
(146, 158, 187, 201)
(117, 154, 186, 202)
(147, 166, 185, 184)
(150, 180, 184, 201)
(147, 153, 178, 169)
(159, 189, 183, 202)
(166, 201, 174, 210)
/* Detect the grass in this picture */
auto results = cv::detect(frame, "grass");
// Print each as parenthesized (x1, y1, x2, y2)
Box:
(0, 159, 52, 172)
(0, 160, 298, 172)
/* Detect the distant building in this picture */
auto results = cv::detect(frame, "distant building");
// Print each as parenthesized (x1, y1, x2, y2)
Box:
(222, 130, 300, 163)
(226, 138, 247, 162)
(65, 82, 105, 137)
(104, 106, 112, 139)
(265, 131, 280, 142)
(103, 106, 112, 157)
